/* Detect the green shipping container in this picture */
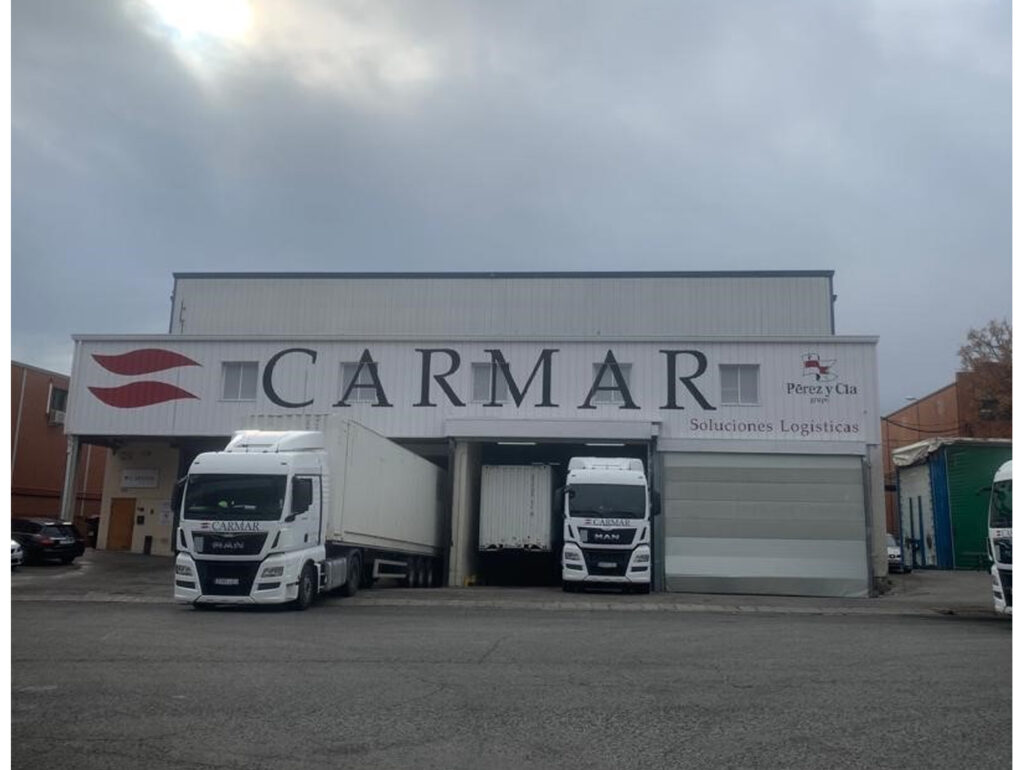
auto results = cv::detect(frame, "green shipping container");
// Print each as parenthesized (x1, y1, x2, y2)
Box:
(943, 444, 1012, 570)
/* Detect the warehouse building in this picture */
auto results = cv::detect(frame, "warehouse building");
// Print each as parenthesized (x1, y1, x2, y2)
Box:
(61, 271, 885, 597)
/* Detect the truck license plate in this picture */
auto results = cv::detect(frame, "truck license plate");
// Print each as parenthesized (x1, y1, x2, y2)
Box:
(598, 561, 616, 569)
(214, 578, 240, 586)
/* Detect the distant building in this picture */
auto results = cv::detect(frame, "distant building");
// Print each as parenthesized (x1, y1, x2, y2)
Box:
(881, 373, 1012, 533)
(11, 361, 107, 535)
(892, 438, 1011, 570)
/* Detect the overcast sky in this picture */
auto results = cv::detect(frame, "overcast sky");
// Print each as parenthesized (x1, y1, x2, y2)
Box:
(11, 0, 1011, 414)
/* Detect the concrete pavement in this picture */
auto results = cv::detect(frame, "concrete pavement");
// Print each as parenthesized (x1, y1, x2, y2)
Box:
(11, 549, 1002, 619)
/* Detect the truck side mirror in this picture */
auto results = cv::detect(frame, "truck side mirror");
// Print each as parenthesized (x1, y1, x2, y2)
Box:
(291, 477, 312, 516)
(651, 491, 662, 517)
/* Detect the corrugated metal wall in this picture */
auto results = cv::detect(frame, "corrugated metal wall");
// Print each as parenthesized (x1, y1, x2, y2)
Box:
(170, 274, 835, 337)
(478, 465, 554, 551)
(898, 464, 936, 568)
(662, 452, 869, 598)
(944, 444, 1013, 570)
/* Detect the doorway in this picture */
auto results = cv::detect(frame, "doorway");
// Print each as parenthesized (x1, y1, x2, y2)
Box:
(107, 497, 136, 551)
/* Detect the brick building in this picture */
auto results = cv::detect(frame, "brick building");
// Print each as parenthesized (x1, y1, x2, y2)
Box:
(881, 371, 1012, 533)
(11, 361, 107, 536)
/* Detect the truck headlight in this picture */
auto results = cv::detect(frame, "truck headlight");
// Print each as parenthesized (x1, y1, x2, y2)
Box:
(175, 563, 193, 576)
(564, 550, 582, 563)
(261, 565, 285, 578)
(633, 552, 650, 564)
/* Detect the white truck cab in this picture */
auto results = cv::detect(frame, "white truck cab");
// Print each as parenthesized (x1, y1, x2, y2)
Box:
(560, 457, 657, 593)
(174, 430, 337, 609)
(987, 460, 1012, 615)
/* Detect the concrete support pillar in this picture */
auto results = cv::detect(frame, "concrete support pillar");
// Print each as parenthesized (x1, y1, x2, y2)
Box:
(58, 436, 80, 523)
(447, 440, 480, 587)
(867, 444, 888, 590)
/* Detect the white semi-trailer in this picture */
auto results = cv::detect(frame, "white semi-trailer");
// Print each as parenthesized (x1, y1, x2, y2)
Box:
(174, 417, 444, 610)
(478, 465, 554, 552)
(560, 457, 657, 594)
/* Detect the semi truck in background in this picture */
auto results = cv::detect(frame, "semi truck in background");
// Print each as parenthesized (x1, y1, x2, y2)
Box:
(987, 460, 1012, 615)
(560, 457, 658, 594)
(174, 417, 444, 610)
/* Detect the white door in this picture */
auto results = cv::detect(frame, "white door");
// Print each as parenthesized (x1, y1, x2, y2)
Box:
(661, 452, 869, 598)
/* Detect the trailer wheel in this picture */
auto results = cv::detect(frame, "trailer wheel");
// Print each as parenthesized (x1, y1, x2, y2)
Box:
(405, 558, 418, 588)
(339, 554, 361, 598)
(294, 564, 316, 610)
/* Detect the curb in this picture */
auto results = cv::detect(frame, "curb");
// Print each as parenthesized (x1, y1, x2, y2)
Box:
(11, 592, 1003, 619)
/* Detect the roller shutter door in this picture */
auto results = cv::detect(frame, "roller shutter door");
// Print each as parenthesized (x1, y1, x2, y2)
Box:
(662, 453, 869, 598)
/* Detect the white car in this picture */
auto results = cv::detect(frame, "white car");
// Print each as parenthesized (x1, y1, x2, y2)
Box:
(11, 538, 24, 569)
(887, 534, 910, 574)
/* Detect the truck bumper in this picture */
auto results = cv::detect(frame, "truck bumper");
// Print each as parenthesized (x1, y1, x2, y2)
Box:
(174, 553, 300, 606)
(561, 544, 651, 585)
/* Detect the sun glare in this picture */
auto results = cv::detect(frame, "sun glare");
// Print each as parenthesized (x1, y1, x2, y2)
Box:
(144, 0, 253, 43)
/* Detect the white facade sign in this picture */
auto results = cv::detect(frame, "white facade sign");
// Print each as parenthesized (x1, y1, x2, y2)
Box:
(68, 337, 879, 443)
(121, 468, 159, 489)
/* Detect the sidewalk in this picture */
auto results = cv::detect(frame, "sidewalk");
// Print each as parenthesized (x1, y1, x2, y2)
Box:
(11, 549, 1003, 619)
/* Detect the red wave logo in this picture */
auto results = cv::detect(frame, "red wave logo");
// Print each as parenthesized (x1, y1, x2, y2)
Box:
(89, 382, 199, 409)
(93, 349, 200, 375)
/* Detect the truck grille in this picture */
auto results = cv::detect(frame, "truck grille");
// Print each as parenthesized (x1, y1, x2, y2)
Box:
(579, 528, 635, 546)
(582, 549, 630, 577)
(998, 569, 1012, 608)
(192, 533, 268, 556)
(195, 561, 261, 596)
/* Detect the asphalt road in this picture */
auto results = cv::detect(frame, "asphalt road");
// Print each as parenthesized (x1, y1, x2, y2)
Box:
(12, 595, 1011, 770)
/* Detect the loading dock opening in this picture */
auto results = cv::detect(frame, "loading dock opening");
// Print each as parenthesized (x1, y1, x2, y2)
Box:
(472, 439, 651, 587)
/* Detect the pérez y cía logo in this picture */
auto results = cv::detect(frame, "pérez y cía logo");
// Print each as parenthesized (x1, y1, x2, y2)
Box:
(785, 354, 858, 404)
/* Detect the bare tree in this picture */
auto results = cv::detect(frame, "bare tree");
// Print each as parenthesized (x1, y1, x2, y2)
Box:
(958, 319, 1012, 422)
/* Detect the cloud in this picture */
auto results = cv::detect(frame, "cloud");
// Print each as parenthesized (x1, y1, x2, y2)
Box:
(11, 0, 1011, 413)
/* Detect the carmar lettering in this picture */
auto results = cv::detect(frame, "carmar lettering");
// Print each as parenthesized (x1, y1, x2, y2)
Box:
(251, 345, 735, 411)
(209, 521, 262, 532)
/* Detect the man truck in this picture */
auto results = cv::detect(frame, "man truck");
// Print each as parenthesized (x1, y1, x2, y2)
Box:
(560, 457, 657, 594)
(987, 460, 1012, 615)
(174, 416, 444, 610)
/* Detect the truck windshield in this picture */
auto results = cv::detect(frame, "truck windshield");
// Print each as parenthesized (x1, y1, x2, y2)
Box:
(989, 480, 1012, 529)
(182, 474, 287, 521)
(568, 484, 646, 519)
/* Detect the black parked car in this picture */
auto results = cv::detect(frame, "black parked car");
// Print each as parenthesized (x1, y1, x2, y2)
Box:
(11, 518, 86, 564)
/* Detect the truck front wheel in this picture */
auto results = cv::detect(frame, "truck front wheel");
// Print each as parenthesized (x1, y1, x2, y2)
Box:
(294, 564, 316, 610)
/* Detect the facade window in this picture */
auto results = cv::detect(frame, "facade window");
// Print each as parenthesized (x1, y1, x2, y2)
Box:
(720, 364, 759, 405)
(48, 386, 68, 413)
(221, 362, 258, 401)
(340, 362, 378, 403)
(591, 363, 632, 404)
(472, 363, 510, 404)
